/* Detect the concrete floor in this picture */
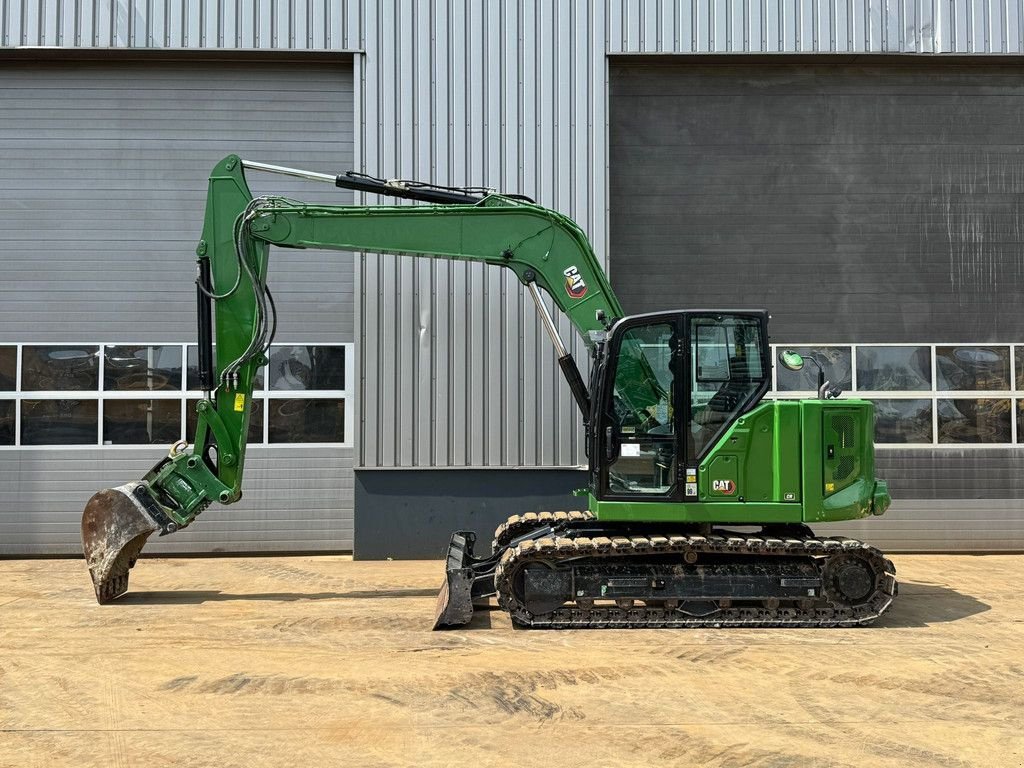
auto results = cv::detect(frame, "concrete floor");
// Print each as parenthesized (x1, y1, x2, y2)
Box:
(0, 555, 1021, 768)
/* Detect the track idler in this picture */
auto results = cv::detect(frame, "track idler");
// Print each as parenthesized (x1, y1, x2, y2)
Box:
(81, 482, 162, 604)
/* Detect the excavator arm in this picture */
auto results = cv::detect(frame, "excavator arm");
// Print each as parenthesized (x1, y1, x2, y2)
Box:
(81, 154, 625, 602)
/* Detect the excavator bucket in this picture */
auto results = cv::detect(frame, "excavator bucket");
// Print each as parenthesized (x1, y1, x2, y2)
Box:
(81, 483, 161, 603)
(432, 531, 487, 629)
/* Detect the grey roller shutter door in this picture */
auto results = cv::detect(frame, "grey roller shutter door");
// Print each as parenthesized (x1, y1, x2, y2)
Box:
(0, 60, 355, 555)
(609, 62, 1024, 551)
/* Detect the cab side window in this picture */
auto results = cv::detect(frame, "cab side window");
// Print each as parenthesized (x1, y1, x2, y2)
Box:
(690, 316, 766, 457)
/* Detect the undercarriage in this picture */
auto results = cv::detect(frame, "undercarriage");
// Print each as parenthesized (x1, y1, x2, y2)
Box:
(435, 511, 897, 629)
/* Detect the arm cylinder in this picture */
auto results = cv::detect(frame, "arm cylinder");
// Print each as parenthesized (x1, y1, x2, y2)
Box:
(195, 258, 215, 393)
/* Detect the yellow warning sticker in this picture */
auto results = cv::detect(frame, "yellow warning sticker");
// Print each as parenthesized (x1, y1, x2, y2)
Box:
(234, 393, 245, 412)
(824, 482, 835, 493)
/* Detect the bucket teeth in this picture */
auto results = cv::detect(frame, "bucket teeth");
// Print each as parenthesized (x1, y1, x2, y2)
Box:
(94, 573, 130, 603)
(81, 483, 161, 604)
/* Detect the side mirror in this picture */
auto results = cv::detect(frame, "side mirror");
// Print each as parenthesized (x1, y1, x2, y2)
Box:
(779, 350, 804, 371)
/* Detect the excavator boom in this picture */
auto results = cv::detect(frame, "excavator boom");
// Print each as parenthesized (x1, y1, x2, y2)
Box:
(82, 155, 623, 603)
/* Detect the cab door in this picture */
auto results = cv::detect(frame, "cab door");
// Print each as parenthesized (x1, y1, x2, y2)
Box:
(598, 315, 684, 499)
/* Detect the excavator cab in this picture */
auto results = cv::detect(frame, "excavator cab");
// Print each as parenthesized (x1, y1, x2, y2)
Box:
(591, 310, 769, 501)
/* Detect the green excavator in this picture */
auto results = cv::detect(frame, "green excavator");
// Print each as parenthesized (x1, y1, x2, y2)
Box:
(81, 155, 897, 629)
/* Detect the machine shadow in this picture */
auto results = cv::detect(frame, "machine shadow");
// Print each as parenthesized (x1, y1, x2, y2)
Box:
(870, 581, 990, 628)
(114, 585, 984, 629)
(117, 587, 439, 605)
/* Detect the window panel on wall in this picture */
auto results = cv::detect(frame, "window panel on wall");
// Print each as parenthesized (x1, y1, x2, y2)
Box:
(186, 346, 262, 390)
(21, 346, 99, 391)
(103, 400, 181, 445)
(104, 345, 182, 391)
(0, 347, 16, 391)
(857, 346, 931, 391)
(268, 346, 345, 391)
(186, 398, 263, 444)
(1017, 347, 1024, 390)
(776, 346, 852, 392)
(0, 401, 14, 445)
(872, 398, 933, 443)
(20, 399, 98, 445)
(268, 398, 345, 443)
(936, 346, 1010, 391)
(937, 398, 1011, 444)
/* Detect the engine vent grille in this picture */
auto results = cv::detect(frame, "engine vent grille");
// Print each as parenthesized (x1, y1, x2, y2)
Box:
(832, 414, 855, 448)
(836, 456, 856, 480)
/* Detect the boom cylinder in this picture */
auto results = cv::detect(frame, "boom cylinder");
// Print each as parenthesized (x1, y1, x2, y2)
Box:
(240, 159, 487, 205)
(526, 279, 591, 419)
(333, 172, 485, 205)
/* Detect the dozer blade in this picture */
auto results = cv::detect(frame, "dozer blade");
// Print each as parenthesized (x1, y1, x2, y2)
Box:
(432, 531, 481, 630)
(81, 482, 161, 604)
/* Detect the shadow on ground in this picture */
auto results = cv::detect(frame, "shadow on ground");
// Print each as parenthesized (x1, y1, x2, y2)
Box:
(871, 581, 990, 628)
(116, 587, 439, 605)
(114, 587, 496, 629)
(115, 582, 989, 630)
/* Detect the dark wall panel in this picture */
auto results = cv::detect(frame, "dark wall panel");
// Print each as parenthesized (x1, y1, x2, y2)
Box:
(877, 449, 1024, 499)
(609, 62, 1024, 344)
(354, 469, 587, 559)
(0, 60, 355, 342)
(609, 61, 1024, 551)
(0, 60, 355, 555)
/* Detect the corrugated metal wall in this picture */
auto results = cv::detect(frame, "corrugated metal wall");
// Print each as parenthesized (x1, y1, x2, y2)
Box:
(4, 1, 1020, 55)
(357, 1, 604, 467)
(4, 0, 1024, 475)
(354, 0, 1024, 469)
(0, 0, 362, 50)
(606, 0, 1023, 53)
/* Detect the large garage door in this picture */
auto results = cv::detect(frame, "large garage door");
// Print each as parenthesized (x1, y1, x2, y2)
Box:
(610, 62, 1024, 551)
(0, 59, 355, 555)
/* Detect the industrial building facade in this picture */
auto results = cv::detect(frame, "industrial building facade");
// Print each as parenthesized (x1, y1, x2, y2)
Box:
(2, 1, 1023, 558)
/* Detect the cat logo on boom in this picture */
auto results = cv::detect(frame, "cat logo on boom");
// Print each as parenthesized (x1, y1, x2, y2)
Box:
(712, 479, 736, 495)
(563, 265, 588, 299)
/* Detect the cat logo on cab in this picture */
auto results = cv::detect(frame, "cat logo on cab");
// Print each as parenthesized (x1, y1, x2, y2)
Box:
(712, 479, 736, 495)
